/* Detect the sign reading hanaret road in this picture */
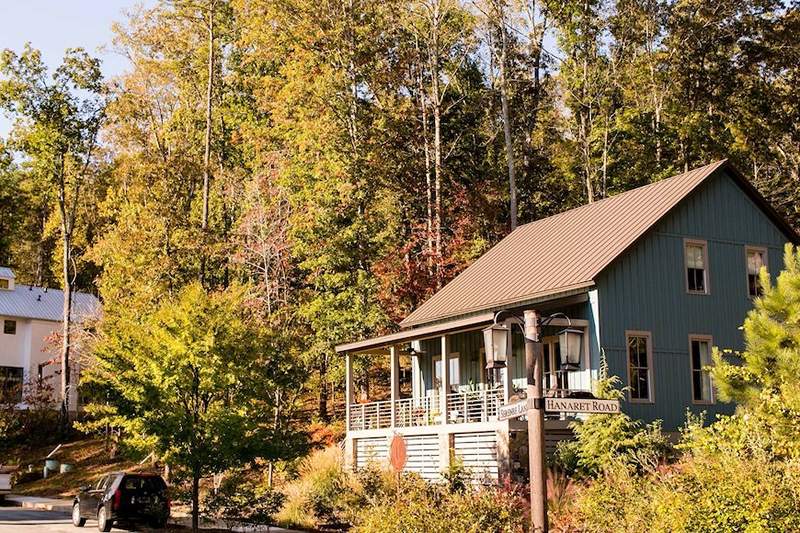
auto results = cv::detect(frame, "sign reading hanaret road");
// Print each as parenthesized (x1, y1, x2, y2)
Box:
(498, 397, 622, 420)
(545, 397, 621, 414)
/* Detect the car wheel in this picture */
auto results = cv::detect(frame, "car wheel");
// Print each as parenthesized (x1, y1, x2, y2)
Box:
(150, 518, 168, 530)
(72, 503, 86, 527)
(97, 506, 112, 532)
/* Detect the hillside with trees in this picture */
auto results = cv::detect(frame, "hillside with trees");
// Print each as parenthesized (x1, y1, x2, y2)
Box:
(1, 0, 799, 529)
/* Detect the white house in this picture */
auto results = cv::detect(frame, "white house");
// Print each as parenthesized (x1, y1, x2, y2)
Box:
(0, 267, 100, 407)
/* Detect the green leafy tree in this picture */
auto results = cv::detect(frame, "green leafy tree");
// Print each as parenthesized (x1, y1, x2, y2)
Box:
(81, 282, 305, 531)
(712, 243, 800, 458)
(0, 45, 106, 423)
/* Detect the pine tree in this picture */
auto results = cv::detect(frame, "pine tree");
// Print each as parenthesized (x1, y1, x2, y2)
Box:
(713, 244, 800, 458)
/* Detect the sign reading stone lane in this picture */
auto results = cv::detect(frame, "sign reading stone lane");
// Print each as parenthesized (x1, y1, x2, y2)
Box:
(497, 399, 529, 421)
(544, 397, 621, 414)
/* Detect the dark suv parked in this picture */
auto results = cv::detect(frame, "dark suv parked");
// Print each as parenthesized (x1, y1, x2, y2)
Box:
(72, 472, 169, 531)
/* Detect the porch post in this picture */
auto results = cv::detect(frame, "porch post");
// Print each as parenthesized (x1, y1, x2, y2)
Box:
(440, 335, 450, 425)
(390, 345, 399, 427)
(345, 352, 353, 432)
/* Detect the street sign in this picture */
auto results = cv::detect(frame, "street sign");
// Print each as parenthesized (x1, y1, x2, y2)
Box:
(498, 399, 529, 421)
(544, 397, 621, 414)
(389, 434, 407, 472)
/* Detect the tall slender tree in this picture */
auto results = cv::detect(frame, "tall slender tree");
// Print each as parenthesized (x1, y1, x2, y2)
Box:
(0, 46, 106, 423)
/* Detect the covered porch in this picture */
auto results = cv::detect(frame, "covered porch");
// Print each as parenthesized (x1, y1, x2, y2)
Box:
(336, 293, 596, 482)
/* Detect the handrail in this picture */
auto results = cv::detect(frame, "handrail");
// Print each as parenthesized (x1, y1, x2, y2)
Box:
(348, 387, 505, 430)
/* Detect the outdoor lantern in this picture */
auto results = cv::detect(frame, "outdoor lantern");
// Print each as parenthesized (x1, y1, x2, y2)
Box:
(558, 328, 583, 370)
(483, 323, 510, 369)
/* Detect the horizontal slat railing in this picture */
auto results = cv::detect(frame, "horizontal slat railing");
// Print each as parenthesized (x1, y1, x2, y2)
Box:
(350, 388, 505, 430)
(395, 396, 437, 428)
(446, 388, 504, 424)
(349, 400, 393, 431)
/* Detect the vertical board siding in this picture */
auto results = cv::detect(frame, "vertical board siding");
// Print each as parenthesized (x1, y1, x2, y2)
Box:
(597, 171, 791, 430)
(452, 432, 499, 483)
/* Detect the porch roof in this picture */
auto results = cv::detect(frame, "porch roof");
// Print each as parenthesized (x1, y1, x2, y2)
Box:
(335, 311, 495, 354)
(336, 289, 590, 354)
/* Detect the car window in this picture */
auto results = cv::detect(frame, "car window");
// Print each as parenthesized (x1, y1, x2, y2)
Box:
(95, 476, 109, 491)
(122, 475, 166, 492)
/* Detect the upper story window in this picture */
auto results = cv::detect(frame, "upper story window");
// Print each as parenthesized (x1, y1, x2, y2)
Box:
(0, 279, 8, 290)
(746, 247, 768, 297)
(626, 331, 653, 403)
(685, 240, 709, 294)
(3, 320, 16, 335)
(690, 336, 714, 404)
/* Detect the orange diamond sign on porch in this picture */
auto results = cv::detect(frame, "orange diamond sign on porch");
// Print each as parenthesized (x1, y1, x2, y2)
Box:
(389, 434, 407, 472)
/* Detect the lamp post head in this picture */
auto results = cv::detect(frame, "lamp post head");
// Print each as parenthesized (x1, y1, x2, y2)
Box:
(558, 328, 583, 370)
(483, 323, 509, 369)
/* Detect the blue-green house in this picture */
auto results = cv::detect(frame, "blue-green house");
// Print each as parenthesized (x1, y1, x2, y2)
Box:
(336, 160, 798, 482)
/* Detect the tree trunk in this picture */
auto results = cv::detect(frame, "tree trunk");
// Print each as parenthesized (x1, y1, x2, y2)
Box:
(200, 2, 215, 282)
(497, 3, 517, 230)
(318, 356, 328, 421)
(60, 238, 73, 421)
(56, 152, 74, 430)
(415, 38, 434, 273)
(191, 467, 200, 532)
(431, 0, 443, 288)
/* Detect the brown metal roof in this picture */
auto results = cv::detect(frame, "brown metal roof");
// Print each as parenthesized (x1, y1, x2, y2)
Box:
(400, 160, 789, 328)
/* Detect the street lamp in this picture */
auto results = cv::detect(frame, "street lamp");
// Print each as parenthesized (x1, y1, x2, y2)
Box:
(483, 323, 509, 369)
(558, 328, 583, 370)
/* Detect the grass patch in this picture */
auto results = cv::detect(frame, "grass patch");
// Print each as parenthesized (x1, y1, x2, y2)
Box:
(1, 438, 142, 498)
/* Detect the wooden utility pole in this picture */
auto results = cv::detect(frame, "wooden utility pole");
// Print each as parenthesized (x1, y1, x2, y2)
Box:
(524, 309, 547, 532)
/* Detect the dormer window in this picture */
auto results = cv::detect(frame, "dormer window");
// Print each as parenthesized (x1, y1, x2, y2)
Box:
(0, 267, 15, 290)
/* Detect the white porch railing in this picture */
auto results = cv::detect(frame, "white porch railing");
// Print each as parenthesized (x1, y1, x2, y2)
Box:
(348, 388, 504, 431)
(446, 388, 504, 424)
(349, 400, 393, 431)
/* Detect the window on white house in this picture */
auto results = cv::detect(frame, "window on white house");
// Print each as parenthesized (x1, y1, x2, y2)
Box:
(0, 279, 8, 289)
(627, 332, 652, 402)
(690, 337, 714, 403)
(685, 241, 708, 294)
(0, 366, 23, 404)
(746, 247, 768, 297)
(3, 320, 15, 335)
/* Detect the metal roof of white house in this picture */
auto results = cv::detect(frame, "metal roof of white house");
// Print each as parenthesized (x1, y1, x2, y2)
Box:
(0, 267, 15, 279)
(0, 283, 100, 322)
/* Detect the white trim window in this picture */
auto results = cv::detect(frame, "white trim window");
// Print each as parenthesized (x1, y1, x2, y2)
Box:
(685, 240, 709, 294)
(626, 331, 653, 403)
(689, 336, 714, 404)
(746, 246, 768, 297)
(543, 337, 568, 392)
(434, 352, 461, 392)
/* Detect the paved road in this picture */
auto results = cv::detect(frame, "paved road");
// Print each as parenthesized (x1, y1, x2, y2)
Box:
(0, 505, 130, 532)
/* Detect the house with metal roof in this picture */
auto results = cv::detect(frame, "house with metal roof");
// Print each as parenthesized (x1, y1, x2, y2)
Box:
(335, 160, 798, 483)
(0, 267, 100, 407)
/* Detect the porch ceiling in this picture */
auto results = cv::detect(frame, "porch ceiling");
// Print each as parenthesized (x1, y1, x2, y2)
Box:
(335, 290, 590, 355)
(335, 312, 495, 355)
